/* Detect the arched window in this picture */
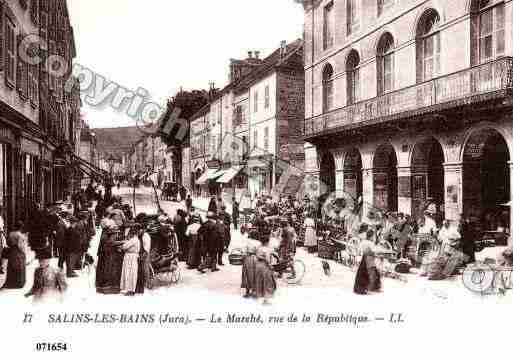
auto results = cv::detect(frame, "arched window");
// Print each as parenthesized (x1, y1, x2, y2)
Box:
(346, 50, 360, 105)
(322, 64, 334, 113)
(377, 33, 394, 95)
(471, 0, 504, 64)
(416, 9, 441, 83)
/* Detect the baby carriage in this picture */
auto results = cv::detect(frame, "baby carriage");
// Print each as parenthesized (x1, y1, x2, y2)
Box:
(146, 222, 181, 288)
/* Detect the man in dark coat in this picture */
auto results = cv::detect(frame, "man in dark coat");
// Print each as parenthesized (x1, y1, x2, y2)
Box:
(180, 186, 187, 202)
(174, 209, 188, 261)
(208, 196, 218, 214)
(198, 212, 221, 273)
(185, 195, 193, 214)
(232, 198, 239, 230)
(218, 205, 232, 249)
(65, 217, 83, 277)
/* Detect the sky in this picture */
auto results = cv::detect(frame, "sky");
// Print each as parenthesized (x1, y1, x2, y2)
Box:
(67, 0, 304, 129)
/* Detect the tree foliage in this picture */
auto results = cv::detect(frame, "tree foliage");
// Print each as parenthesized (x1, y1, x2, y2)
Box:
(159, 89, 210, 147)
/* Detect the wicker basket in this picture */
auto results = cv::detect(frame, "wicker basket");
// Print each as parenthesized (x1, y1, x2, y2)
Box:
(318, 241, 337, 260)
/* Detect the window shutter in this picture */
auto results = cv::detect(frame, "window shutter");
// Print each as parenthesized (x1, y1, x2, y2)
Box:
(17, 33, 28, 99)
(30, 0, 38, 25)
(415, 40, 423, 83)
(377, 56, 383, 95)
(0, 1, 4, 72)
(4, 19, 15, 88)
(470, 14, 479, 66)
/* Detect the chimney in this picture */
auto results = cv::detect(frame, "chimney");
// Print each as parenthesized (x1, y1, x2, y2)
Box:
(247, 51, 253, 59)
(254, 51, 260, 59)
(280, 40, 287, 58)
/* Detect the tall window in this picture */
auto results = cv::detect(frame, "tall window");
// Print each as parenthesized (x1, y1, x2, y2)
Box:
(346, 50, 360, 105)
(322, 64, 334, 113)
(264, 85, 270, 108)
(377, 33, 394, 94)
(323, 2, 334, 49)
(477, 0, 505, 63)
(347, 0, 360, 35)
(4, 16, 16, 88)
(416, 9, 440, 83)
(254, 91, 258, 113)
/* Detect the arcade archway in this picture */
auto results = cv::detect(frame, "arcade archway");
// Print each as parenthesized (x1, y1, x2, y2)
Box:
(373, 144, 398, 212)
(411, 137, 445, 220)
(319, 152, 336, 195)
(344, 148, 363, 201)
(463, 128, 510, 231)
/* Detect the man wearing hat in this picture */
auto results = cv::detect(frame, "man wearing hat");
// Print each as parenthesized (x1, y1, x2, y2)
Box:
(198, 212, 221, 273)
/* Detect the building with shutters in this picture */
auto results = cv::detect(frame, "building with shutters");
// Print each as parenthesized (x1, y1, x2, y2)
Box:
(302, 0, 513, 231)
(190, 41, 305, 200)
(0, 0, 82, 229)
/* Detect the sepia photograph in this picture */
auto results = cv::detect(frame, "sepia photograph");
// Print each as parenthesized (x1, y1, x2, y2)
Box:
(1, 0, 513, 357)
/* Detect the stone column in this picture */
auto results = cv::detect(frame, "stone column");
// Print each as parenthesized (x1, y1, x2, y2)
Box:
(443, 162, 463, 222)
(397, 166, 412, 215)
(362, 167, 374, 218)
(333, 150, 345, 198)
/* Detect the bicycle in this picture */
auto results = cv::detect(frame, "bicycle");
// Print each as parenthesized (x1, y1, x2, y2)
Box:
(270, 252, 306, 285)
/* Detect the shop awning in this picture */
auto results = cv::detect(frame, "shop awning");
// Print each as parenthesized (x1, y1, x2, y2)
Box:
(196, 168, 222, 185)
(216, 166, 244, 184)
(73, 155, 108, 179)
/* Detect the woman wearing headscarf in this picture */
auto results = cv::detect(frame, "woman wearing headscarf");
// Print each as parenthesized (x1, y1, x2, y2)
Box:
(1, 222, 27, 289)
(186, 214, 202, 269)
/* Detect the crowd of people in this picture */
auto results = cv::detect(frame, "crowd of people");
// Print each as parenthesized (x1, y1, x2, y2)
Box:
(2, 178, 513, 304)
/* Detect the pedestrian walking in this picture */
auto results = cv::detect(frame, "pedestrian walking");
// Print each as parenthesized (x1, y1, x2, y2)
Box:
(241, 242, 258, 298)
(25, 250, 67, 303)
(185, 194, 193, 214)
(1, 222, 27, 290)
(232, 198, 239, 230)
(198, 212, 220, 273)
(354, 229, 382, 295)
(186, 214, 202, 269)
(303, 212, 317, 253)
(254, 243, 276, 305)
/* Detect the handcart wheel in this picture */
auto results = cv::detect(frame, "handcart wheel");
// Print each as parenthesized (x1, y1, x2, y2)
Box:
(147, 266, 155, 289)
(170, 268, 181, 284)
(287, 259, 306, 285)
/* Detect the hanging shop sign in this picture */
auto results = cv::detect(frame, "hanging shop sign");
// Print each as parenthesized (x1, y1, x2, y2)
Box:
(20, 137, 40, 157)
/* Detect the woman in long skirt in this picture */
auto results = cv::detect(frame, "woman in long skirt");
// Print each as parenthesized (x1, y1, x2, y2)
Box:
(96, 219, 124, 294)
(241, 244, 258, 298)
(254, 245, 276, 305)
(1, 223, 27, 289)
(303, 213, 317, 253)
(120, 225, 140, 296)
(354, 230, 382, 295)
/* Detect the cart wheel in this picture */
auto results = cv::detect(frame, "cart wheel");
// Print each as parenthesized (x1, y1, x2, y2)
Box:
(170, 268, 181, 284)
(147, 266, 155, 289)
(287, 259, 306, 285)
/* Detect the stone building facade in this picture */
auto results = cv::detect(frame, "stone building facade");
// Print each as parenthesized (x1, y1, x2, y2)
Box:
(302, 0, 513, 230)
(0, 0, 81, 227)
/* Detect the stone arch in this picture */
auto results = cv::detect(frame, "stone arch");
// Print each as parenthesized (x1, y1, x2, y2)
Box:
(459, 122, 513, 163)
(319, 151, 336, 195)
(343, 148, 363, 200)
(411, 2, 446, 40)
(461, 125, 511, 231)
(410, 136, 446, 220)
(372, 143, 399, 212)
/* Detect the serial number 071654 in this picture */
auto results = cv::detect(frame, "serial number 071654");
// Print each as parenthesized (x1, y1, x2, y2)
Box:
(35, 343, 68, 352)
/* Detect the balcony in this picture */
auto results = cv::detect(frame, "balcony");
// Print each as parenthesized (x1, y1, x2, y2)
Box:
(304, 57, 513, 139)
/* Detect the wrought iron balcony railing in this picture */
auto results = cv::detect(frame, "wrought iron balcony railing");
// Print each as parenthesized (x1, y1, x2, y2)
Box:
(304, 57, 513, 138)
